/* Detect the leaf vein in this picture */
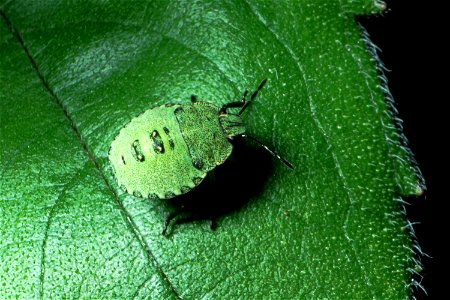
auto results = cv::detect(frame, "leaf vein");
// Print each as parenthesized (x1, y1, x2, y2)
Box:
(39, 162, 88, 299)
(0, 12, 182, 300)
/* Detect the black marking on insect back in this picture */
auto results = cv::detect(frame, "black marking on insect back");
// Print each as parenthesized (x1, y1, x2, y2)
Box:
(193, 159, 204, 170)
(151, 130, 165, 154)
(132, 140, 145, 162)
(193, 177, 203, 185)
(121, 156, 126, 165)
(148, 193, 159, 200)
(163, 127, 175, 150)
(165, 192, 176, 199)
(181, 186, 191, 193)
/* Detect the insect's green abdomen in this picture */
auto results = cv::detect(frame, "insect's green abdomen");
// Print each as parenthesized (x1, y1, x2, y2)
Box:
(109, 104, 207, 199)
(109, 79, 288, 202)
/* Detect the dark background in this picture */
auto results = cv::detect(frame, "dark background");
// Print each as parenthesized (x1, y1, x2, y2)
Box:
(359, 0, 445, 298)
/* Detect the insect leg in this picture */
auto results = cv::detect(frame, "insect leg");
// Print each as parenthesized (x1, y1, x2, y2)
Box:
(220, 90, 248, 113)
(240, 89, 249, 103)
(238, 79, 268, 115)
(162, 211, 178, 235)
(163, 212, 216, 236)
(239, 134, 294, 169)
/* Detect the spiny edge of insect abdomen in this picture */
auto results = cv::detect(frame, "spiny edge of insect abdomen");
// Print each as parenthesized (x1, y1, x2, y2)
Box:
(118, 173, 206, 200)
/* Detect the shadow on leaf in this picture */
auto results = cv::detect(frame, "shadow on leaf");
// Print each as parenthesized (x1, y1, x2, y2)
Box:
(160, 140, 274, 236)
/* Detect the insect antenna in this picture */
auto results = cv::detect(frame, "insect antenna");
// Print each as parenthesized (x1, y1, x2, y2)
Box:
(238, 78, 268, 116)
(239, 134, 294, 169)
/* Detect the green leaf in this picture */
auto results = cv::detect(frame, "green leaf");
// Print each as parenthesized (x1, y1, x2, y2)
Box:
(1, 1, 422, 299)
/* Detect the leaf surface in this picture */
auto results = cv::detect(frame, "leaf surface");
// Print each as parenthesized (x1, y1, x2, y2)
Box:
(0, 1, 421, 298)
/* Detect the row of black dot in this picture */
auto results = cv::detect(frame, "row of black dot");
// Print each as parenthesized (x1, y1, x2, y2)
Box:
(120, 176, 204, 200)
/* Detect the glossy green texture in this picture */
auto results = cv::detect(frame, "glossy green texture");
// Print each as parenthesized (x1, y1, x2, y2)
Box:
(1, 0, 422, 299)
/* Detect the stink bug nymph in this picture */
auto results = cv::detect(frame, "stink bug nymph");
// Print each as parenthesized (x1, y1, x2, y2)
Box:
(108, 79, 293, 201)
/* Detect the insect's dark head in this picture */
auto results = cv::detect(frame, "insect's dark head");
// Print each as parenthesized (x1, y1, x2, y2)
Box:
(219, 113, 245, 138)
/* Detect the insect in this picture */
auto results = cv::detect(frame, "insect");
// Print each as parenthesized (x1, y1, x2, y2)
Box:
(108, 79, 293, 200)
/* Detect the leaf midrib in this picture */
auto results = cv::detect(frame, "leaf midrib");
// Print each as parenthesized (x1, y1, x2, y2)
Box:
(0, 11, 181, 299)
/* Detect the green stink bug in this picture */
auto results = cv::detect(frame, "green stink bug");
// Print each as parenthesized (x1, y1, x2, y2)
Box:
(109, 79, 293, 200)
